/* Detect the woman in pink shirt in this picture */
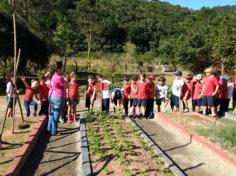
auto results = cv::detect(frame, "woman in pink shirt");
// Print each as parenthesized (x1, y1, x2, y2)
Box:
(47, 61, 66, 136)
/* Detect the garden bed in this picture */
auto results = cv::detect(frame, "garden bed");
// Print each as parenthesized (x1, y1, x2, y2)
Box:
(86, 111, 174, 176)
(0, 117, 38, 175)
(161, 112, 236, 158)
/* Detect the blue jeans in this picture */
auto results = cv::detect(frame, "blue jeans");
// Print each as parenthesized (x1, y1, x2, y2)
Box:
(48, 97, 65, 135)
(24, 100, 38, 116)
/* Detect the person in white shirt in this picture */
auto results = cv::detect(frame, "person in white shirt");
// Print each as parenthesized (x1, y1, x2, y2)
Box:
(156, 76, 168, 112)
(97, 74, 112, 113)
(227, 77, 234, 111)
(171, 71, 184, 112)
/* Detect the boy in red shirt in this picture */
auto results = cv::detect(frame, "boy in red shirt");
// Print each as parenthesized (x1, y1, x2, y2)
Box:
(129, 76, 139, 117)
(67, 72, 80, 123)
(145, 73, 155, 118)
(192, 74, 203, 113)
(218, 77, 228, 116)
(38, 76, 49, 116)
(122, 76, 131, 116)
(21, 77, 39, 117)
(182, 74, 193, 112)
(85, 76, 97, 111)
(201, 67, 219, 117)
(138, 74, 148, 118)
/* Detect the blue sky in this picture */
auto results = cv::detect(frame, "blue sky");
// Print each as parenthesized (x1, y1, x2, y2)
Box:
(161, 0, 236, 10)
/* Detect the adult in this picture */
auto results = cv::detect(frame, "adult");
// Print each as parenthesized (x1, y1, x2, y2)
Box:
(48, 61, 66, 136)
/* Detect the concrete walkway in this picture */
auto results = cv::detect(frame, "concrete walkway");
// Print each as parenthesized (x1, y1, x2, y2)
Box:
(135, 119, 236, 176)
(20, 122, 81, 176)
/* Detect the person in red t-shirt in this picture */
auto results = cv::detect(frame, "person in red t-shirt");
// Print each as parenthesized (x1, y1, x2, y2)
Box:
(218, 77, 228, 116)
(192, 74, 203, 113)
(21, 77, 39, 117)
(38, 76, 49, 116)
(66, 72, 79, 123)
(129, 76, 139, 117)
(137, 74, 148, 118)
(201, 67, 219, 117)
(122, 76, 131, 116)
(85, 76, 97, 111)
(182, 74, 193, 113)
(145, 73, 155, 118)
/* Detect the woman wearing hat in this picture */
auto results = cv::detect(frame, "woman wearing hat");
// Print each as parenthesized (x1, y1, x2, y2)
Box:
(201, 67, 219, 117)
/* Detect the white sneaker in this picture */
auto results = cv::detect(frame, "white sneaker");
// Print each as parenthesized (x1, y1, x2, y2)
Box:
(184, 109, 189, 113)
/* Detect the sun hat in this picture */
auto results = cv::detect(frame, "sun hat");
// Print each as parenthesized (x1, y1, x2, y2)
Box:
(204, 67, 215, 73)
(195, 74, 203, 80)
(148, 73, 155, 79)
(221, 76, 229, 83)
(175, 70, 182, 76)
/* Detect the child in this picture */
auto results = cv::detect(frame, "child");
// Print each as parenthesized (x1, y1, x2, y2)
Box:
(201, 67, 219, 117)
(6, 74, 16, 118)
(232, 75, 236, 109)
(182, 74, 194, 112)
(227, 77, 234, 111)
(137, 74, 148, 118)
(85, 76, 97, 111)
(156, 76, 168, 112)
(111, 88, 123, 112)
(38, 76, 49, 116)
(192, 74, 203, 113)
(67, 72, 79, 123)
(129, 76, 139, 117)
(146, 73, 155, 118)
(218, 76, 228, 116)
(171, 71, 184, 112)
(97, 74, 112, 114)
(21, 77, 38, 117)
(122, 76, 131, 116)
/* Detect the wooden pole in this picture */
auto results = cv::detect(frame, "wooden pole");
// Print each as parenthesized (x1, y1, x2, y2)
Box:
(12, 13, 17, 134)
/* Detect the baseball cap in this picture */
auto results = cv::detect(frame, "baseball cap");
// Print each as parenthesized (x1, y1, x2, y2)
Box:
(175, 70, 182, 76)
(195, 74, 203, 80)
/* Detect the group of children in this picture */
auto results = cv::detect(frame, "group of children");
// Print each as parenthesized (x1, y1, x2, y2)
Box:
(6, 66, 236, 120)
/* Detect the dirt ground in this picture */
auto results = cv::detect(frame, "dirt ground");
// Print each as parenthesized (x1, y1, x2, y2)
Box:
(135, 119, 236, 176)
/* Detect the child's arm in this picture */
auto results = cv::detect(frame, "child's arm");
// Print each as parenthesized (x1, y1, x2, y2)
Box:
(213, 85, 219, 96)
(21, 76, 29, 87)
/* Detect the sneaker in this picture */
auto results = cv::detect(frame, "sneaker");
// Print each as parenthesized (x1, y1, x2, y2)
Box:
(184, 109, 189, 112)
(203, 111, 207, 116)
(59, 117, 65, 124)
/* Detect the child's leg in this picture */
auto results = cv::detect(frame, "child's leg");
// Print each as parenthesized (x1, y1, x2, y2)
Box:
(24, 101, 30, 116)
(73, 104, 77, 122)
(30, 100, 38, 116)
(67, 102, 71, 123)
(124, 99, 129, 115)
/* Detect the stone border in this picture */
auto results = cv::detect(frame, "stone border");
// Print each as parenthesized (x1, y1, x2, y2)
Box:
(4, 116, 47, 176)
(80, 114, 92, 176)
(225, 112, 236, 121)
(155, 112, 236, 168)
(127, 118, 186, 176)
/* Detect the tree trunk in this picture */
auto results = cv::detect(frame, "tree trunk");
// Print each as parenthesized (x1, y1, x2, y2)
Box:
(63, 55, 67, 73)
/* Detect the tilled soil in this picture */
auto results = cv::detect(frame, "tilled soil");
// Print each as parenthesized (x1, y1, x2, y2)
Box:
(135, 119, 236, 176)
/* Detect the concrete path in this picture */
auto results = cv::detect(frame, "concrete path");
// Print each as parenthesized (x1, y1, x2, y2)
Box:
(20, 122, 81, 176)
(135, 119, 236, 176)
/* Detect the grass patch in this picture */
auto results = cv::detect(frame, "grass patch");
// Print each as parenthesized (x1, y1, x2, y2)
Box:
(194, 125, 236, 154)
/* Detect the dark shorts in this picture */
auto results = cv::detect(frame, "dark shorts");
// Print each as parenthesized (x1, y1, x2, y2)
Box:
(233, 91, 236, 100)
(68, 98, 78, 106)
(156, 98, 165, 106)
(202, 96, 214, 107)
(192, 99, 202, 107)
(85, 98, 90, 108)
(131, 99, 138, 107)
(170, 94, 180, 107)
(138, 99, 147, 107)
(7, 97, 15, 108)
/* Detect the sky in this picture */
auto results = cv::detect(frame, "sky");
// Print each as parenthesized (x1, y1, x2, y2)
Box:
(161, 0, 236, 10)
